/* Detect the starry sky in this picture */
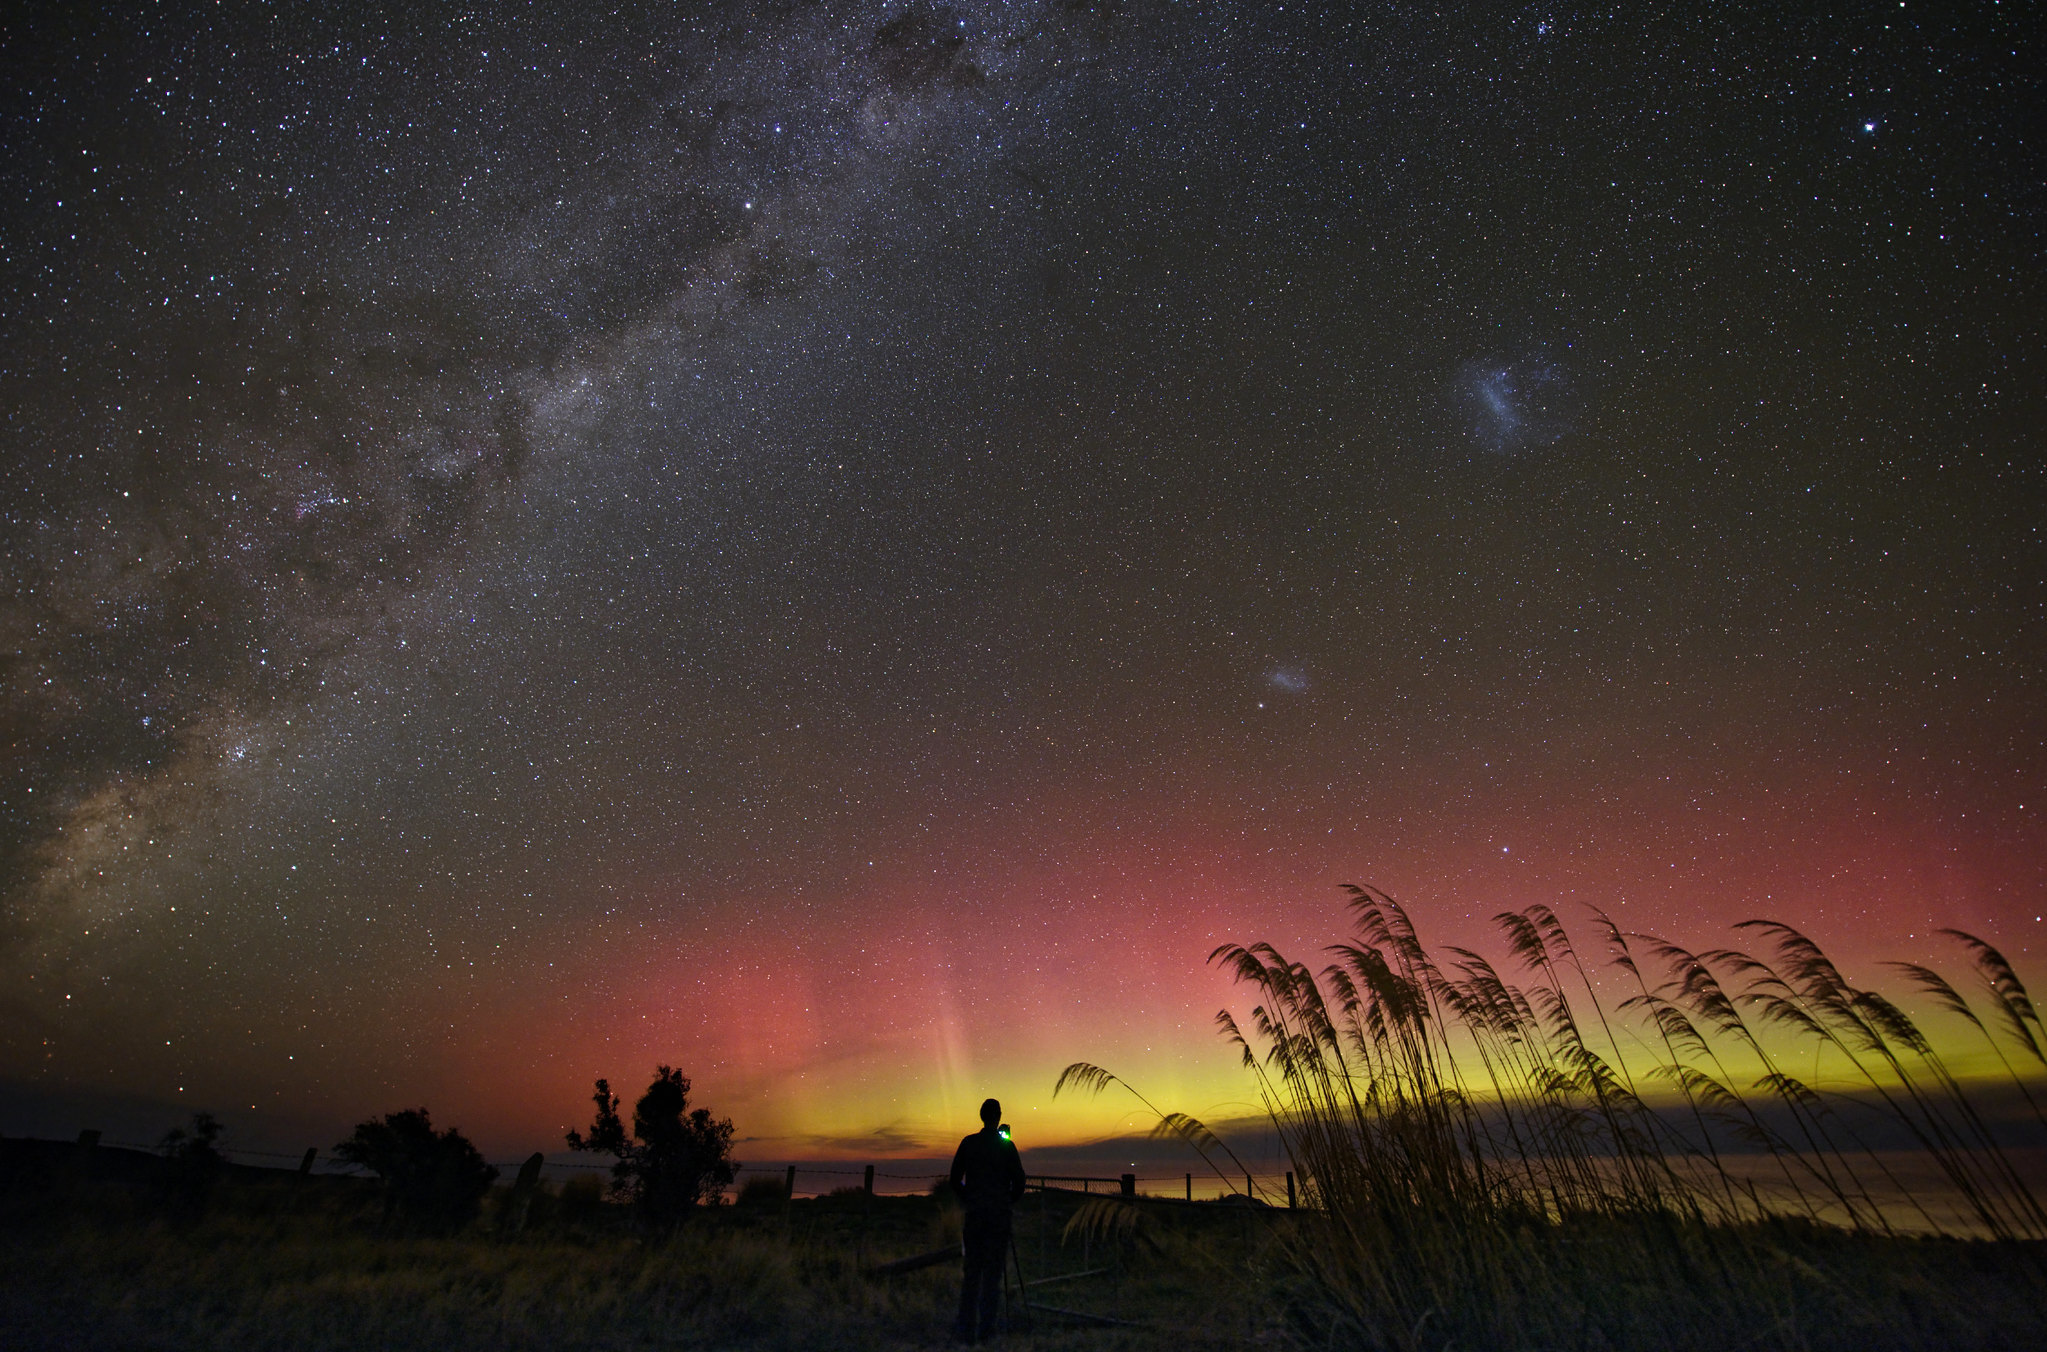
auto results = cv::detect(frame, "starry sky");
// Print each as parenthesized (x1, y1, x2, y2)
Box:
(3, 2, 2041, 1160)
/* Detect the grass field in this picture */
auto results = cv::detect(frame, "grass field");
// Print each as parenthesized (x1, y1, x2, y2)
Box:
(0, 1159, 2042, 1351)
(0, 1165, 1260, 1351)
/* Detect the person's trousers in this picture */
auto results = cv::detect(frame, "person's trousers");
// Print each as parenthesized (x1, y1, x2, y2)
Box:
(954, 1208, 1013, 1342)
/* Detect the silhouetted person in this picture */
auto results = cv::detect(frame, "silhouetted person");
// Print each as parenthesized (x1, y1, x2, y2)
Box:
(949, 1097, 1027, 1343)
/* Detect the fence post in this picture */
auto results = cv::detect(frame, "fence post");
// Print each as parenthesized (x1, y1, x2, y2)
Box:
(509, 1152, 544, 1234)
(785, 1164, 796, 1201)
(1286, 1170, 1296, 1209)
(298, 1147, 318, 1179)
(72, 1129, 101, 1180)
(1185, 1173, 1192, 1201)
(1245, 1171, 1254, 1201)
(1120, 1173, 1135, 1198)
(858, 1165, 874, 1271)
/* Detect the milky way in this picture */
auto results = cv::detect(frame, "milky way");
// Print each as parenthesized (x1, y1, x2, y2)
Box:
(3, 2, 2040, 1155)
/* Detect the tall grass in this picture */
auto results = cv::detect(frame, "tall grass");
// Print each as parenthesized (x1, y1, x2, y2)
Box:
(1060, 887, 2047, 1350)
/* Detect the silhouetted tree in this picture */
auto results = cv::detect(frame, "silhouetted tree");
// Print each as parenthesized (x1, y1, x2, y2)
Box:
(157, 1111, 226, 1218)
(334, 1108, 498, 1229)
(159, 1110, 225, 1170)
(566, 1066, 736, 1228)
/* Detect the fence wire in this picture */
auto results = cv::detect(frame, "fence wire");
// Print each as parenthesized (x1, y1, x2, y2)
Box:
(84, 1139, 1274, 1197)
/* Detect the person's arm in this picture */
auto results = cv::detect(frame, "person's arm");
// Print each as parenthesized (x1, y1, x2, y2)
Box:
(949, 1135, 972, 1199)
(1004, 1140, 1026, 1203)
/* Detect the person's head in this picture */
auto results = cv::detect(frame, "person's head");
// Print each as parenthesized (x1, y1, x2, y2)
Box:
(980, 1098, 1001, 1127)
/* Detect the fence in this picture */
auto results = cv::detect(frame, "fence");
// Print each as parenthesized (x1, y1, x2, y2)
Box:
(1030, 1172, 1300, 1206)
(55, 1133, 1302, 1207)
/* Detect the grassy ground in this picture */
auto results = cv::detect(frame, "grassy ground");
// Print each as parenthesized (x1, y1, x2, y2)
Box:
(3, 1168, 2044, 1351)
(0, 1170, 1273, 1351)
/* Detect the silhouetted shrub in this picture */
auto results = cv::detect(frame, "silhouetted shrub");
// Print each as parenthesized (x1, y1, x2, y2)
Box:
(333, 1108, 497, 1230)
(554, 1172, 608, 1228)
(735, 1173, 788, 1206)
(566, 1066, 736, 1228)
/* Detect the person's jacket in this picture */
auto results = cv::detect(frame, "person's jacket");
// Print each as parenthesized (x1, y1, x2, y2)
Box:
(949, 1126, 1026, 1213)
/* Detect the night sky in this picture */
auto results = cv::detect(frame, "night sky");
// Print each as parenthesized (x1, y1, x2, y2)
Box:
(3, 2, 2041, 1160)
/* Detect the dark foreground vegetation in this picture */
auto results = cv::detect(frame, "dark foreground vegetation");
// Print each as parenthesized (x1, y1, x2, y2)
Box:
(4, 892, 2043, 1350)
(0, 1150, 1247, 1351)
(1062, 889, 2047, 1350)
(0, 1142, 2041, 1352)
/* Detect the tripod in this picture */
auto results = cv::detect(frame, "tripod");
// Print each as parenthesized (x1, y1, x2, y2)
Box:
(1003, 1231, 1034, 1334)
